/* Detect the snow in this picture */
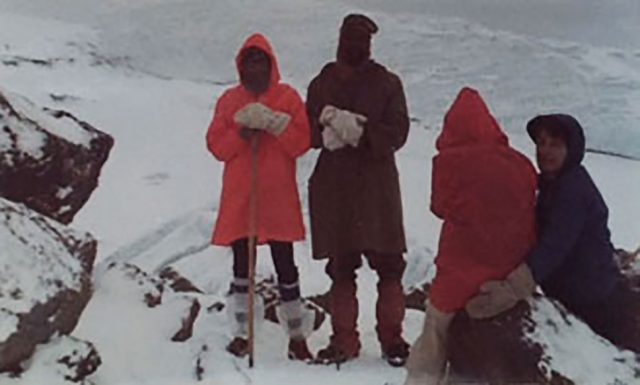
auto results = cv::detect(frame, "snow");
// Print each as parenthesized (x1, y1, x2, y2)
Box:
(0, 199, 88, 313)
(0, 308, 19, 341)
(1, 0, 639, 384)
(71, 264, 204, 385)
(4, 336, 98, 385)
(528, 298, 638, 385)
(1, 89, 95, 148)
(0, 84, 99, 165)
(56, 187, 73, 199)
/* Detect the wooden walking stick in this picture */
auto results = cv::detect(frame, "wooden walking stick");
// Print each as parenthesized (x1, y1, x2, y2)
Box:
(247, 133, 260, 368)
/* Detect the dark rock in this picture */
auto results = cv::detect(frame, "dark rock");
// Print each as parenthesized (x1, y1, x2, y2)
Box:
(172, 299, 201, 342)
(9, 336, 101, 384)
(159, 267, 203, 294)
(448, 295, 639, 384)
(256, 278, 327, 332)
(106, 262, 164, 308)
(53, 336, 101, 382)
(448, 300, 566, 384)
(103, 262, 207, 344)
(194, 344, 208, 381)
(404, 283, 430, 312)
(306, 291, 330, 315)
(0, 89, 114, 224)
(0, 199, 96, 373)
(206, 302, 225, 313)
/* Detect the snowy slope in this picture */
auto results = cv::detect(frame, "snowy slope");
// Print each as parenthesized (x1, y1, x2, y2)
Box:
(1, 1, 640, 384)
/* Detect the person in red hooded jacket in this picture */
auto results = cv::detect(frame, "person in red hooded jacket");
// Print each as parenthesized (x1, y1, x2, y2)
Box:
(404, 88, 537, 385)
(206, 33, 312, 361)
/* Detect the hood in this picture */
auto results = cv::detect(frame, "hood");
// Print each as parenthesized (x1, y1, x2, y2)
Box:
(436, 87, 508, 151)
(526, 114, 585, 170)
(235, 33, 280, 88)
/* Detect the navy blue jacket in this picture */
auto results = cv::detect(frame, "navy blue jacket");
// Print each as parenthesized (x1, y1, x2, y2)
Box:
(525, 114, 623, 309)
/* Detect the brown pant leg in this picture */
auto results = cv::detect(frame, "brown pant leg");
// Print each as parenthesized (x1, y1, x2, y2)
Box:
(325, 253, 363, 355)
(366, 251, 407, 349)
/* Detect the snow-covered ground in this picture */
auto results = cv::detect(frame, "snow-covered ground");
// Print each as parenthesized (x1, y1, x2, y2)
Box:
(1, 1, 639, 384)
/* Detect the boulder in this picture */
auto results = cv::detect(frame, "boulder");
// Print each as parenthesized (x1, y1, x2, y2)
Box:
(29, 336, 101, 384)
(0, 198, 96, 373)
(448, 296, 639, 385)
(0, 88, 114, 224)
(102, 262, 202, 342)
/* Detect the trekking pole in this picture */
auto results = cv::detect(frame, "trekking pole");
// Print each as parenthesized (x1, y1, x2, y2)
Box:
(247, 133, 260, 368)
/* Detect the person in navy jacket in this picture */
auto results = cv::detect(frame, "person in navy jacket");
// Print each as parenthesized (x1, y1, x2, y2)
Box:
(466, 114, 639, 353)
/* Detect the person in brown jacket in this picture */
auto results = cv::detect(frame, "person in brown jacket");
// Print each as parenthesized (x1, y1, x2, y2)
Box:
(306, 14, 411, 366)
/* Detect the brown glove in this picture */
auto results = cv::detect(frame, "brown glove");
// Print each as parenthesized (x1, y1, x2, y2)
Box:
(465, 263, 536, 319)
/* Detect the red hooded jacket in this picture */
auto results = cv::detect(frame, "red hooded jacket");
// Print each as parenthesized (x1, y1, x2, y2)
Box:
(206, 34, 310, 245)
(428, 88, 537, 312)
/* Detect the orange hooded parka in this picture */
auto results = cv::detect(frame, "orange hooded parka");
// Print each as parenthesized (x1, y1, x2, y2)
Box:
(206, 34, 310, 246)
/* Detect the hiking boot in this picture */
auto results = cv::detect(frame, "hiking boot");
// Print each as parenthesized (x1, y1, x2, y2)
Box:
(313, 342, 359, 366)
(288, 338, 313, 361)
(226, 337, 249, 358)
(382, 340, 410, 367)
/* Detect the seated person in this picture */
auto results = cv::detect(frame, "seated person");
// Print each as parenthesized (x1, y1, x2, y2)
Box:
(405, 87, 538, 385)
(466, 113, 640, 354)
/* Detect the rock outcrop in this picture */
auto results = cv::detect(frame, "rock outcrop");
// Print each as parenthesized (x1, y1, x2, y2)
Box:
(0, 88, 113, 224)
(0, 198, 96, 373)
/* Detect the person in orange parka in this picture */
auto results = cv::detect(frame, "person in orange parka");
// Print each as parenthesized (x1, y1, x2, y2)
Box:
(404, 87, 538, 385)
(205, 33, 312, 361)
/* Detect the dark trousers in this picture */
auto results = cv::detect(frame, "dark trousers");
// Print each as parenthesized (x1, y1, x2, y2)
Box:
(325, 251, 407, 353)
(231, 238, 300, 302)
(571, 280, 640, 353)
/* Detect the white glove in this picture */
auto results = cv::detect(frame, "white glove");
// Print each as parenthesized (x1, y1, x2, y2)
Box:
(319, 105, 339, 126)
(234, 102, 271, 129)
(320, 105, 366, 147)
(321, 126, 346, 151)
(234, 102, 290, 136)
(465, 263, 536, 319)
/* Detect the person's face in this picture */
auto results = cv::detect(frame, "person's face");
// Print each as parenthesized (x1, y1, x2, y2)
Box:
(239, 48, 271, 95)
(535, 128, 568, 177)
(337, 29, 370, 67)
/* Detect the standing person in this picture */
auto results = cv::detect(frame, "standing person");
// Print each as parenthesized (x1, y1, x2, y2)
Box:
(466, 113, 640, 354)
(306, 14, 411, 366)
(206, 33, 313, 361)
(404, 87, 538, 385)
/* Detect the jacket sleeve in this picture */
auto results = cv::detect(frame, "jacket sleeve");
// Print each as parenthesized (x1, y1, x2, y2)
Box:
(275, 87, 311, 158)
(430, 154, 459, 220)
(360, 74, 410, 158)
(206, 92, 248, 162)
(526, 176, 587, 283)
(430, 155, 447, 219)
(306, 76, 324, 149)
